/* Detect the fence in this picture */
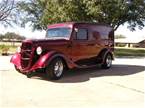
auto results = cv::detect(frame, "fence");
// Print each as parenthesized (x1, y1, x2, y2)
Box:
(0, 40, 22, 46)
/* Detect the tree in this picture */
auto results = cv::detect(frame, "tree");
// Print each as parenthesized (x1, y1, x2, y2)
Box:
(0, 0, 16, 25)
(0, 34, 4, 41)
(17, 0, 145, 31)
(1, 32, 25, 40)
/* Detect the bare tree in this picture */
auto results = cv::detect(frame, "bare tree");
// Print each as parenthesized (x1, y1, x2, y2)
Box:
(0, 0, 15, 25)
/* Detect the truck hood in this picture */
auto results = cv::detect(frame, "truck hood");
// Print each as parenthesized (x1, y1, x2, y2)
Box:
(23, 38, 69, 43)
(22, 38, 70, 49)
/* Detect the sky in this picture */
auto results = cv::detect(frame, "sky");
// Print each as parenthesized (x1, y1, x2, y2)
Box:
(0, 23, 46, 39)
(0, 23, 145, 40)
(115, 24, 145, 40)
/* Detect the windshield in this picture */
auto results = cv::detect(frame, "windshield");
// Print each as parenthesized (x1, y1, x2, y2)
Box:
(46, 27, 72, 39)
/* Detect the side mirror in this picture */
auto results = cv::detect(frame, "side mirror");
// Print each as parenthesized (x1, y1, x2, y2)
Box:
(73, 28, 78, 40)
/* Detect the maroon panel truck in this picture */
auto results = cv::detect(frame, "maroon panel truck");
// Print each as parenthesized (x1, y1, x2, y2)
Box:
(10, 22, 114, 80)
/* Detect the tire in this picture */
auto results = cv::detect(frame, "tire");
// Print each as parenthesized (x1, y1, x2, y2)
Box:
(45, 58, 64, 80)
(101, 53, 112, 69)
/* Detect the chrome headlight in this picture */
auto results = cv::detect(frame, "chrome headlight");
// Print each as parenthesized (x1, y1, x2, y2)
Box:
(17, 46, 21, 53)
(36, 46, 42, 55)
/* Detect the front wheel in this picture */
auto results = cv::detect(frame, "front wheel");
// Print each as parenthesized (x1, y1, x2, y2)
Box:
(101, 54, 112, 69)
(45, 58, 64, 80)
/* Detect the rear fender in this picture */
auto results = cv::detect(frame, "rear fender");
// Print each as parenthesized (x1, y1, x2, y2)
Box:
(102, 50, 114, 63)
(98, 49, 114, 63)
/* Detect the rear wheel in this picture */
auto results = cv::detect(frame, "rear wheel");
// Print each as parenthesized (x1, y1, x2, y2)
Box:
(45, 58, 64, 80)
(101, 53, 112, 69)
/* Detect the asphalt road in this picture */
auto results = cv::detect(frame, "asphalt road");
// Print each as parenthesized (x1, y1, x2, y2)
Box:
(0, 56, 144, 108)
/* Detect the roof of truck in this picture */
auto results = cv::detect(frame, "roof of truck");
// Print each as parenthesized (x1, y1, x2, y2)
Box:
(47, 22, 112, 29)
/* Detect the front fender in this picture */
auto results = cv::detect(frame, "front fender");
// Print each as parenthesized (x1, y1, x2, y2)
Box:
(31, 51, 55, 69)
(10, 53, 21, 68)
(44, 53, 77, 69)
(11, 51, 76, 73)
(10, 51, 56, 73)
(32, 51, 77, 70)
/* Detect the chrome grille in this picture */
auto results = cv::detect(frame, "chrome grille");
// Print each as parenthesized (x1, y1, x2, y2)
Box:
(21, 42, 32, 69)
(21, 42, 32, 50)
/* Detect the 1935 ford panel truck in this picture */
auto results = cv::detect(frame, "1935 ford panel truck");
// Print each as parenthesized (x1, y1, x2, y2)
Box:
(10, 22, 114, 80)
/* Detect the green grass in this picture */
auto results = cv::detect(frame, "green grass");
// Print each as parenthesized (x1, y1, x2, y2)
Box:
(115, 47, 145, 57)
(0, 45, 17, 55)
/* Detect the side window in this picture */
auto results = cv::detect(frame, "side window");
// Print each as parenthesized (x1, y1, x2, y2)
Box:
(76, 29, 88, 40)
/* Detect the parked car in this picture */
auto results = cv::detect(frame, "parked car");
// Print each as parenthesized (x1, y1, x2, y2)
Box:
(10, 22, 114, 80)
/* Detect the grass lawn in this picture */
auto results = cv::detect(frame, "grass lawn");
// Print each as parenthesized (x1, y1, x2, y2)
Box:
(114, 47, 145, 57)
(0, 45, 17, 55)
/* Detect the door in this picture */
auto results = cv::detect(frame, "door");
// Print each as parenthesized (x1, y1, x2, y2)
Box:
(70, 28, 96, 63)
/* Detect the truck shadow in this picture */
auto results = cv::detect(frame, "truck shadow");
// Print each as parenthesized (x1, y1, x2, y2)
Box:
(31, 64, 145, 83)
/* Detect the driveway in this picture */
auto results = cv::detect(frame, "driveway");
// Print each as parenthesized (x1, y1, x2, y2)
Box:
(0, 56, 144, 108)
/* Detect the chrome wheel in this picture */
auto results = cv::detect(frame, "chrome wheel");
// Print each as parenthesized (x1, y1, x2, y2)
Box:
(54, 60, 64, 77)
(101, 53, 112, 69)
(46, 58, 65, 80)
(106, 55, 112, 67)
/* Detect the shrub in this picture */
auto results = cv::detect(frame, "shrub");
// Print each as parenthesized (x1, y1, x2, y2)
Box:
(0, 45, 9, 56)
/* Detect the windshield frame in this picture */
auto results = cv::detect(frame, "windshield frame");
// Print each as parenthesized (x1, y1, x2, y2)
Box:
(45, 27, 72, 39)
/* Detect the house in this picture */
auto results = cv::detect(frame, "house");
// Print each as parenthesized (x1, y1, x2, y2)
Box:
(115, 38, 145, 48)
(138, 39, 145, 48)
